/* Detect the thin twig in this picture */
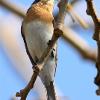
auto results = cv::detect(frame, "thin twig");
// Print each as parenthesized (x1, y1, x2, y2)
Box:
(0, 0, 25, 18)
(71, 0, 80, 5)
(86, 0, 100, 95)
(62, 26, 97, 62)
(16, 0, 68, 99)
(67, 3, 88, 29)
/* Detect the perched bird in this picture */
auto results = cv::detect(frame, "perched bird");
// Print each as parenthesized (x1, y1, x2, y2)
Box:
(21, 0, 57, 100)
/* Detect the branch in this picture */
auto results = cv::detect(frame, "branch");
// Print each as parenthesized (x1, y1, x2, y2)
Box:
(0, 0, 25, 18)
(71, 0, 80, 5)
(16, 0, 68, 99)
(86, 0, 100, 95)
(67, 3, 88, 29)
(62, 26, 96, 62)
(86, 0, 100, 41)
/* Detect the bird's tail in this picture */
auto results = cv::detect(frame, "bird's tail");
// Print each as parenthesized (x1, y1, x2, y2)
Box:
(46, 81, 56, 100)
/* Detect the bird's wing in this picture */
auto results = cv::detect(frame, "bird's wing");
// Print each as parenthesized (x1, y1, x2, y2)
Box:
(21, 23, 36, 65)
(54, 43, 58, 77)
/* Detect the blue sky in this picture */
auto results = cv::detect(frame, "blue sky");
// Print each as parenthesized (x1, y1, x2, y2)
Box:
(0, 0, 100, 100)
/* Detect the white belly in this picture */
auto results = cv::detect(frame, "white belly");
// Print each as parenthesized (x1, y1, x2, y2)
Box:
(23, 20, 57, 85)
(23, 20, 53, 59)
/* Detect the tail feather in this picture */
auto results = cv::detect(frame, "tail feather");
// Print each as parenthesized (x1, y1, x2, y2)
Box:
(46, 81, 56, 100)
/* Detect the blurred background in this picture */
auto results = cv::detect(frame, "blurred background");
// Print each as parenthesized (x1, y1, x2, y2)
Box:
(0, 0, 100, 100)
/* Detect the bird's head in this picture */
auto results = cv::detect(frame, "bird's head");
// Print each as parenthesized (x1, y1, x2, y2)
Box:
(32, 0, 55, 5)
(32, 0, 57, 14)
(41, 0, 54, 5)
(40, 0, 55, 14)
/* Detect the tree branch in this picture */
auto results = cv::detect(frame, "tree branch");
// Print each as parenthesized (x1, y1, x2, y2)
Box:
(67, 3, 88, 29)
(0, 0, 25, 18)
(86, 0, 100, 95)
(62, 26, 96, 62)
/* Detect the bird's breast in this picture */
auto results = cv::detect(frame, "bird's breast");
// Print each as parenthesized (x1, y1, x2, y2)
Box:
(25, 4, 54, 23)
(23, 20, 54, 59)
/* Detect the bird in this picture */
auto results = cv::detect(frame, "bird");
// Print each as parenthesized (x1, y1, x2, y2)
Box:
(21, 0, 57, 100)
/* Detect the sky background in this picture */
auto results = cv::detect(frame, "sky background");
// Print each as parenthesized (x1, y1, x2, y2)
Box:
(0, 0, 100, 100)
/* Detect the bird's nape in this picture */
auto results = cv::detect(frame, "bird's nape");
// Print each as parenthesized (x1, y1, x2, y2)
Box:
(32, 0, 40, 4)
(32, 0, 59, 5)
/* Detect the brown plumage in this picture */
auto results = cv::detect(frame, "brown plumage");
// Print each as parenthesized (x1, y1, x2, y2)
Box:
(24, 2, 54, 23)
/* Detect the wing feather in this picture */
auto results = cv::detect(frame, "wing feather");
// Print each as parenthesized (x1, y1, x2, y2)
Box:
(21, 23, 36, 65)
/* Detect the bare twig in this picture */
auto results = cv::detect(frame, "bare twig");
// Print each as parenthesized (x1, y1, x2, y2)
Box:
(70, 0, 80, 5)
(0, 0, 25, 18)
(62, 26, 97, 62)
(67, 3, 88, 29)
(86, 0, 100, 95)
(16, 0, 68, 99)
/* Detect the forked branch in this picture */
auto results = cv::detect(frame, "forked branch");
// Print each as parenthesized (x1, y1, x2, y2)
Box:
(86, 0, 100, 95)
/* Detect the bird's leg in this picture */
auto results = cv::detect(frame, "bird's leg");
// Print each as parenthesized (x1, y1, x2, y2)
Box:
(46, 81, 56, 100)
